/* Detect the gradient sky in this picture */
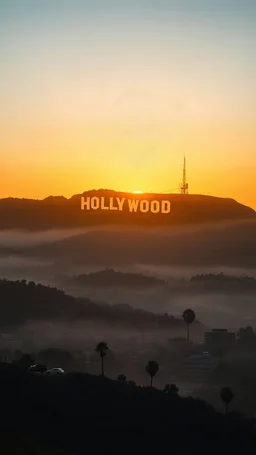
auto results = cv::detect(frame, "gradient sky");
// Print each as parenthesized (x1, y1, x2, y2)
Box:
(1, 0, 255, 208)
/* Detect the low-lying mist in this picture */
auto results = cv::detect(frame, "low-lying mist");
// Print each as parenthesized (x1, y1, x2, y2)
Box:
(12, 320, 184, 351)
(0, 223, 255, 335)
(0, 227, 92, 247)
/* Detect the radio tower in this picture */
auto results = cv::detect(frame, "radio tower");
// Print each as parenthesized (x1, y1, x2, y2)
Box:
(180, 156, 189, 194)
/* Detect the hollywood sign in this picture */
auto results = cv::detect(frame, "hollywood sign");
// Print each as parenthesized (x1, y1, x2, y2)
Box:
(81, 196, 171, 214)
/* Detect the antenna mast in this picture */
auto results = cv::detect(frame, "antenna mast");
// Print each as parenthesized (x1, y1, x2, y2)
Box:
(180, 156, 189, 194)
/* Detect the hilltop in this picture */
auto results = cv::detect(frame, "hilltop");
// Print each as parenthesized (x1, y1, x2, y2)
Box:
(68, 269, 166, 287)
(0, 364, 256, 453)
(0, 190, 254, 230)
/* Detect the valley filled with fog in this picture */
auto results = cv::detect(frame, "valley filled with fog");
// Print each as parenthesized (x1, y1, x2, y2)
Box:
(1, 222, 256, 411)
(0, 223, 256, 332)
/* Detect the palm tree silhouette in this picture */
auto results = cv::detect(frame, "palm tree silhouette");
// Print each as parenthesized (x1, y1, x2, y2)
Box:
(117, 374, 127, 384)
(220, 387, 234, 415)
(163, 383, 179, 395)
(145, 360, 159, 387)
(95, 341, 108, 377)
(182, 309, 196, 341)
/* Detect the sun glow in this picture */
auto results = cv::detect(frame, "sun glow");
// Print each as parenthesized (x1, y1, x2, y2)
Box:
(133, 190, 144, 194)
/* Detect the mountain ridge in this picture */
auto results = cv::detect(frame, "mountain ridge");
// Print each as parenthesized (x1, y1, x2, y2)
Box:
(0, 190, 254, 230)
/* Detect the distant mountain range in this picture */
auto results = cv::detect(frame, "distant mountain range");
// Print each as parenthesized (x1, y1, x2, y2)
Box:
(0, 279, 187, 331)
(67, 269, 166, 287)
(0, 190, 255, 230)
(63, 270, 256, 294)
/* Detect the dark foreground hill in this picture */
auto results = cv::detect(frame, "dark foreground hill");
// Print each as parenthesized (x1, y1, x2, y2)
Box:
(0, 363, 256, 453)
(0, 189, 254, 229)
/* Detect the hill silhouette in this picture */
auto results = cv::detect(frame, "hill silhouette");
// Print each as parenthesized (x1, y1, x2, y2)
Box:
(190, 273, 256, 292)
(0, 279, 186, 331)
(0, 363, 256, 453)
(0, 190, 254, 230)
(69, 269, 166, 287)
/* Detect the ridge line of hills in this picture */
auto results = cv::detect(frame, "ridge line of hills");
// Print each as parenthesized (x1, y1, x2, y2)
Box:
(0, 278, 190, 331)
(63, 270, 256, 294)
(0, 190, 254, 230)
(0, 188, 254, 208)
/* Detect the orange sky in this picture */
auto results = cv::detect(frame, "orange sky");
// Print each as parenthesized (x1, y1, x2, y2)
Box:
(1, 1, 255, 209)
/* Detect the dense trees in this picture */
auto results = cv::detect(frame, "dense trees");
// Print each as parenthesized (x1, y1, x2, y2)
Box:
(163, 384, 179, 395)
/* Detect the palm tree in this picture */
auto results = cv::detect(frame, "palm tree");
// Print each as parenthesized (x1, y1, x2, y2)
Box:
(182, 309, 196, 341)
(145, 360, 159, 387)
(220, 387, 234, 415)
(163, 383, 179, 395)
(117, 374, 127, 384)
(95, 341, 108, 377)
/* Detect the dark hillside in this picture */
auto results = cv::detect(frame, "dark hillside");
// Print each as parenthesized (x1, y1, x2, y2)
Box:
(0, 190, 254, 230)
(0, 364, 255, 453)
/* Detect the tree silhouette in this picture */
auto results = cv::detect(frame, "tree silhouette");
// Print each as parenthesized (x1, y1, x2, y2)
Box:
(182, 309, 196, 341)
(127, 380, 136, 387)
(145, 360, 159, 387)
(117, 374, 127, 384)
(163, 383, 179, 395)
(95, 342, 108, 377)
(16, 353, 34, 370)
(220, 387, 234, 415)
